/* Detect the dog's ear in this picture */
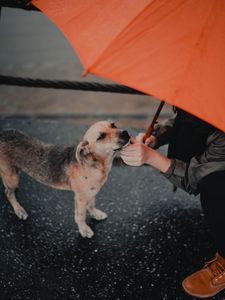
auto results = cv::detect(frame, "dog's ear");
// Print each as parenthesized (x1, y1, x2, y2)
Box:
(76, 140, 91, 165)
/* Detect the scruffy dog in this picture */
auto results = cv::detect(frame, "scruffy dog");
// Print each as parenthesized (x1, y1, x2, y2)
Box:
(0, 121, 130, 238)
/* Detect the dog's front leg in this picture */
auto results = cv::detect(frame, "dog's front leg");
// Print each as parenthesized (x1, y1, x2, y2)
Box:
(74, 195, 94, 238)
(88, 197, 108, 221)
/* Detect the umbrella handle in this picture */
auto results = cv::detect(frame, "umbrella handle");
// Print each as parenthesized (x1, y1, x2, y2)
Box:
(143, 100, 165, 143)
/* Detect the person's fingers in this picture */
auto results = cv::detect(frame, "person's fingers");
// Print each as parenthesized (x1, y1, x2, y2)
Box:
(145, 137, 152, 144)
(136, 132, 158, 146)
(121, 142, 147, 166)
(120, 152, 130, 158)
(121, 153, 138, 160)
(121, 157, 142, 166)
(145, 135, 156, 147)
(121, 144, 140, 153)
(129, 136, 137, 144)
(121, 155, 139, 161)
(121, 151, 139, 159)
(124, 163, 141, 166)
(121, 149, 137, 156)
(121, 152, 140, 160)
(121, 153, 142, 164)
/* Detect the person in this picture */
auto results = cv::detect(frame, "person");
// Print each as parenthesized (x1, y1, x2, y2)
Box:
(120, 107, 225, 298)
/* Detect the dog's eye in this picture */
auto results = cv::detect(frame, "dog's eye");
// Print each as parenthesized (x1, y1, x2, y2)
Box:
(97, 132, 107, 141)
(111, 123, 117, 128)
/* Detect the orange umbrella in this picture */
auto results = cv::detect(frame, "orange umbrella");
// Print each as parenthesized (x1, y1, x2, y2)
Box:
(32, 0, 225, 132)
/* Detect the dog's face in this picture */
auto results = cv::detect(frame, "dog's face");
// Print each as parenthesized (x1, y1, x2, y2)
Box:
(76, 121, 130, 165)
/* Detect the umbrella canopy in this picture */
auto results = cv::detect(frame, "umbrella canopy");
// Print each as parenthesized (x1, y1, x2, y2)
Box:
(32, 0, 225, 132)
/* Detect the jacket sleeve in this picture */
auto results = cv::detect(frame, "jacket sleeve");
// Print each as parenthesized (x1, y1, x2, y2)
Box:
(153, 117, 175, 148)
(162, 130, 225, 195)
(162, 159, 194, 194)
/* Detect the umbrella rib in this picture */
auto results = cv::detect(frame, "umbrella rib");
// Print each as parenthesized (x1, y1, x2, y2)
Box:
(84, 0, 157, 75)
(173, 0, 217, 103)
(85, 0, 191, 75)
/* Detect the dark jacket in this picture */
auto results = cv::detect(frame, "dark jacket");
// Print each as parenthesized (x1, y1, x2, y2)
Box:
(153, 109, 225, 195)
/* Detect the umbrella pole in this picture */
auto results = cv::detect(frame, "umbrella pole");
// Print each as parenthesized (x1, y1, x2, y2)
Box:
(143, 100, 165, 142)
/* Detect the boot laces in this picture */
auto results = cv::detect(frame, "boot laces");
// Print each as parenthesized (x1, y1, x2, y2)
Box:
(204, 257, 225, 278)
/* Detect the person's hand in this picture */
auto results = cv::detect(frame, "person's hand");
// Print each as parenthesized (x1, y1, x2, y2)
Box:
(121, 136, 171, 172)
(136, 133, 157, 148)
(121, 137, 153, 166)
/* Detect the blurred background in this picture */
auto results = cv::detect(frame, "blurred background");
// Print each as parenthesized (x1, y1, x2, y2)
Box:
(0, 7, 172, 129)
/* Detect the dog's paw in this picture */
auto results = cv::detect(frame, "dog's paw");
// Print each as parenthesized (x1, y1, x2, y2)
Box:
(79, 225, 94, 238)
(14, 205, 28, 220)
(90, 208, 108, 221)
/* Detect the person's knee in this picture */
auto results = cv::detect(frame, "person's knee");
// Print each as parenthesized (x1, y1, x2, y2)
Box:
(200, 171, 225, 188)
(200, 171, 225, 202)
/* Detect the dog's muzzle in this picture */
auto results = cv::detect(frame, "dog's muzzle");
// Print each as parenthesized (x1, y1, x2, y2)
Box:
(114, 130, 130, 151)
(119, 130, 130, 144)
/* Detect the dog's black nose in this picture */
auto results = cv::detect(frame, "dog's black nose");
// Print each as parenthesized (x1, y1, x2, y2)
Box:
(119, 130, 130, 141)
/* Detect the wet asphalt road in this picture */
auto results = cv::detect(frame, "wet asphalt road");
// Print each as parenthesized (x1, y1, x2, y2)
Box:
(0, 118, 223, 300)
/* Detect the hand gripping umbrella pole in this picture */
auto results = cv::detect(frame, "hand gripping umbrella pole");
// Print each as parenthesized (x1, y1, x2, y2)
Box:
(143, 100, 165, 143)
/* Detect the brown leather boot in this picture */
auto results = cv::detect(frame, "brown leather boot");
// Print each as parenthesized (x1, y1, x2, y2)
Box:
(182, 253, 225, 298)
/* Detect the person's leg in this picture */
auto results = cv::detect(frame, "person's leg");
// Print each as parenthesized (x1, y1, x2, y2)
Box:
(182, 171, 225, 298)
(199, 171, 225, 258)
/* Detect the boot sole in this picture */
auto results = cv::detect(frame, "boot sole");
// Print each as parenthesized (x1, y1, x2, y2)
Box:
(182, 281, 225, 298)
